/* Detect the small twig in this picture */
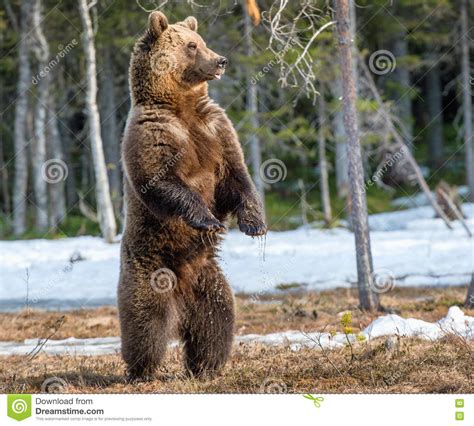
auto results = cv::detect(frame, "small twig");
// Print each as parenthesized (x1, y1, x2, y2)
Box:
(27, 316, 65, 360)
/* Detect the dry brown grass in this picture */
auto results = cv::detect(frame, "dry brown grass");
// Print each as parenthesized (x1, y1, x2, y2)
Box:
(1, 286, 472, 342)
(1, 336, 472, 394)
(0, 286, 473, 394)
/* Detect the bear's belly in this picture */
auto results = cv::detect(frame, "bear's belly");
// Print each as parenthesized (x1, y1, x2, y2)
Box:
(186, 170, 216, 205)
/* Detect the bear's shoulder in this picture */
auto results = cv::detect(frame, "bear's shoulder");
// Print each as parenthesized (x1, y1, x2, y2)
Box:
(127, 105, 188, 138)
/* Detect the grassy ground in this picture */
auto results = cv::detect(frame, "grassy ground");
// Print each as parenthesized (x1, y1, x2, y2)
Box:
(0, 286, 472, 394)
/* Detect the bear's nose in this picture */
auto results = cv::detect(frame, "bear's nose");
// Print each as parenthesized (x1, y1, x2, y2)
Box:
(217, 56, 228, 68)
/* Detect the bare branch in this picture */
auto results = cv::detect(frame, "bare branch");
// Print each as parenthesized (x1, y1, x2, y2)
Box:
(262, 0, 334, 101)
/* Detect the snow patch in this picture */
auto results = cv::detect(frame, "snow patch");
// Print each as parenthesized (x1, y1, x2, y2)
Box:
(0, 307, 472, 356)
(1, 204, 473, 310)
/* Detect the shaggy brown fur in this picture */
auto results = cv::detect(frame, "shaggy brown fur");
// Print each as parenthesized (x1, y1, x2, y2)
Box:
(118, 12, 266, 380)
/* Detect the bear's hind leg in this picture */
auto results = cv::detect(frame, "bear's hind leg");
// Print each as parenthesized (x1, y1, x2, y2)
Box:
(179, 262, 235, 377)
(118, 271, 176, 381)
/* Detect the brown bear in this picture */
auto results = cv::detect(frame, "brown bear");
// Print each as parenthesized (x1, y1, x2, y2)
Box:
(118, 11, 266, 380)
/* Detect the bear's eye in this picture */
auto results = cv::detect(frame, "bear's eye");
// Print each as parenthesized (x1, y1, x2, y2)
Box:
(187, 42, 197, 50)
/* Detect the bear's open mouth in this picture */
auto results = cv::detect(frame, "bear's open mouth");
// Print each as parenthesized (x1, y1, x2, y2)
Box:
(213, 68, 225, 80)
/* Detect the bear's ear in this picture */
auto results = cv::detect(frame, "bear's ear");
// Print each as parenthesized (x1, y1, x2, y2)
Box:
(177, 16, 198, 32)
(148, 11, 168, 38)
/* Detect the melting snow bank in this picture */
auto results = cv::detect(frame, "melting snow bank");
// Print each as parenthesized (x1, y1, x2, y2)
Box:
(1, 307, 472, 356)
(1, 203, 474, 310)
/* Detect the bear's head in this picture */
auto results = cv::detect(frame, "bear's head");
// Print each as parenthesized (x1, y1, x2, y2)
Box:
(130, 11, 227, 104)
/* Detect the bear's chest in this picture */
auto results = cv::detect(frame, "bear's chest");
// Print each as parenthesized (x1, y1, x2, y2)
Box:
(180, 117, 223, 202)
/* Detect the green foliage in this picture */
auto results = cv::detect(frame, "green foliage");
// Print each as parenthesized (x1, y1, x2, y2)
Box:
(0, 214, 100, 240)
(0, 0, 469, 239)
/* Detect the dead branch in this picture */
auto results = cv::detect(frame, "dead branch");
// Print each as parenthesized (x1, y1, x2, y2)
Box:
(438, 188, 472, 237)
(263, 0, 335, 101)
(78, 191, 98, 223)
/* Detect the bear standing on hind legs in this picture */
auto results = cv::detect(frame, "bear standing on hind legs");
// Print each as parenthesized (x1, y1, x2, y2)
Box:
(118, 11, 266, 380)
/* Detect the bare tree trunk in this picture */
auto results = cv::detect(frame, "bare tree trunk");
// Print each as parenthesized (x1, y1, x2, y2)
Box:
(332, 79, 349, 199)
(31, 0, 49, 231)
(331, 1, 357, 201)
(58, 71, 78, 209)
(461, 0, 474, 202)
(318, 90, 332, 226)
(349, 0, 358, 95)
(335, 0, 379, 312)
(100, 46, 122, 217)
(425, 53, 444, 169)
(465, 273, 474, 308)
(298, 179, 309, 227)
(391, 27, 414, 150)
(13, 0, 32, 236)
(78, 0, 117, 243)
(3, 0, 19, 32)
(244, 0, 265, 206)
(47, 94, 66, 229)
(0, 135, 11, 217)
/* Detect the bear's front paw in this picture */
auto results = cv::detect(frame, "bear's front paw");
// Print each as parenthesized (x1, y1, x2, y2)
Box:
(238, 219, 267, 237)
(189, 216, 225, 233)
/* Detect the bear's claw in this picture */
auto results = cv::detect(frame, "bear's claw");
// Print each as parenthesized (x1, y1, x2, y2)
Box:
(190, 216, 225, 233)
(238, 222, 267, 237)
